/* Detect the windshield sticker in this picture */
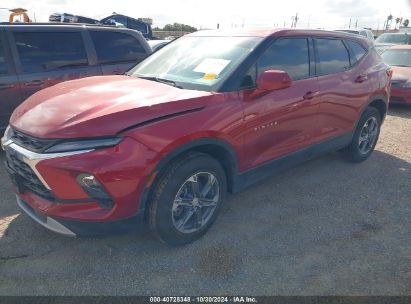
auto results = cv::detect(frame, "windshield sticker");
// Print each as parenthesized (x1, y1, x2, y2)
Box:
(203, 73, 217, 80)
(194, 59, 231, 76)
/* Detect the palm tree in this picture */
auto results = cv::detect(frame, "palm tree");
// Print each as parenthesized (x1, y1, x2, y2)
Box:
(403, 19, 410, 27)
(396, 17, 401, 29)
(386, 14, 393, 30)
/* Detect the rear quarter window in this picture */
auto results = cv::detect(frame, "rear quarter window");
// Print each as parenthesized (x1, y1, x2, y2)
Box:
(13, 31, 88, 73)
(90, 31, 147, 64)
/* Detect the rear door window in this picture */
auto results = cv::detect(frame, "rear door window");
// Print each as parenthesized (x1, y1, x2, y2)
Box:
(315, 39, 350, 75)
(13, 32, 88, 73)
(346, 40, 367, 62)
(0, 38, 8, 74)
(90, 31, 147, 64)
(257, 38, 310, 80)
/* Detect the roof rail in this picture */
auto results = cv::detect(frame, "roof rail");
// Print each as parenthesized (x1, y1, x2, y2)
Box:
(0, 22, 117, 27)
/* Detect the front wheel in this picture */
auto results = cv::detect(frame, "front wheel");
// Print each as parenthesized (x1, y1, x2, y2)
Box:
(148, 152, 227, 245)
(344, 107, 381, 163)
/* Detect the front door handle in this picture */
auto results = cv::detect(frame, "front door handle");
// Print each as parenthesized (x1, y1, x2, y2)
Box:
(303, 91, 319, 100)
(0, 83, 15, 90)
(24, 80, 45, 87)
(355, 75, 368, 83)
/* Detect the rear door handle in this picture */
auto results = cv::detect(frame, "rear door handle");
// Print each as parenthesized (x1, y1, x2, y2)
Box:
(0, 83, 15, 90)
(303, 91, 319, 100)
(24, 80, 45, 87)
(355, 75, 368, 83)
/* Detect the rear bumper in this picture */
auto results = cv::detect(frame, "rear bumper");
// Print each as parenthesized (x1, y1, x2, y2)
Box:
(16, 195, 145, 236)
(391, 87, 411, 104)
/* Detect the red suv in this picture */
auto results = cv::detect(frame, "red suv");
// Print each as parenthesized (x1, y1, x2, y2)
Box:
(2, 29, 391, 245)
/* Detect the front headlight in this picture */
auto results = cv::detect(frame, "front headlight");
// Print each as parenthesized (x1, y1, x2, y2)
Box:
(45, 137, 123, 153)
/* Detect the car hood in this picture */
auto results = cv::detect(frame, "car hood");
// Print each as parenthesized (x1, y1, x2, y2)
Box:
(11, 76, 213, 139)
(375, 43, 396, 53)
(391, 66, 411, 81)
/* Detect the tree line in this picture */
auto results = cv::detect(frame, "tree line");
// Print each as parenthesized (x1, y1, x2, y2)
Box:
(153, 23, 197, 33)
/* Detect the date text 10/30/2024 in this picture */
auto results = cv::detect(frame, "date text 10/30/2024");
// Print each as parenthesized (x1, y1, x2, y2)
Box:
(149, 297, 258, 303)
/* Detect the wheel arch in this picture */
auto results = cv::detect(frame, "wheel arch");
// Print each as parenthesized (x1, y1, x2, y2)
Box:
(139, 138, 240, 214)
(364, 95, 388, 122)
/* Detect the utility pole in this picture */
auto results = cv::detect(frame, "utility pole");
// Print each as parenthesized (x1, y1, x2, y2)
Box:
(355, 19, 358, 28)
(291, 13, 299, 28)
(349, 18, 352, 28)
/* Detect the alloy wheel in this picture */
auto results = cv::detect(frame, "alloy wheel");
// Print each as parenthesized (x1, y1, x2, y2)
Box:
(172, 172, 220, 234)
(358, 117, 379, 155)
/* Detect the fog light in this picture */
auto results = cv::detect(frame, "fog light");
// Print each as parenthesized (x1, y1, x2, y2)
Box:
(77, 174, 113, 209)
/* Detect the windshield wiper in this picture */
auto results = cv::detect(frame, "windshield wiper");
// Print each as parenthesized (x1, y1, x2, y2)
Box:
(137, 76, 183, 89)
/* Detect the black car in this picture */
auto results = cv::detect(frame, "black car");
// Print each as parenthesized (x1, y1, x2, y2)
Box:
(0, 23, 151, 131)
(50, 13, 154, 39)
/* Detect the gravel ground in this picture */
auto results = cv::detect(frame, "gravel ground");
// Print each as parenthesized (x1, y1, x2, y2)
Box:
(0, 105, 410, 296)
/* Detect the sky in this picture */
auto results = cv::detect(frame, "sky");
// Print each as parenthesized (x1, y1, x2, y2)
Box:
(1, 0, 410, 30)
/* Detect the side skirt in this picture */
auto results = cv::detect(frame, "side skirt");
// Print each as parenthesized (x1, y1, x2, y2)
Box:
(232, 132, 353, 193)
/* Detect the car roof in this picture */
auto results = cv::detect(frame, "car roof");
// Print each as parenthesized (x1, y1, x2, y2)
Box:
(0, 22, 149, 37)
(0, 22, 117, 30)
(336, 28, 370, 31)
(186, 28, 370, 48)
(187, 28, 366, 38)
(379, 32, 409, 35)
(336, 29, 361, 32)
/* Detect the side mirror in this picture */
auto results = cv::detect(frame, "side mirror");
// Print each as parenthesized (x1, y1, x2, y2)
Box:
(256, 70, 292, 91)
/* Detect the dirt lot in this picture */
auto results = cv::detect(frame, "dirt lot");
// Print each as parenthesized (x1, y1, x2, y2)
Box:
(0, 105, 410, 296)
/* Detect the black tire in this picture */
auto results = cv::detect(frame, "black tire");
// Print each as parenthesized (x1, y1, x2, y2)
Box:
(344, 107, 381, 163)
(148, 152, 227, 246)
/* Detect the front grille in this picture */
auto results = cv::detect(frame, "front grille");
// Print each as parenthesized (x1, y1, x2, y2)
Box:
(5, 152, 55, 201)
(9, 128, 57, 153)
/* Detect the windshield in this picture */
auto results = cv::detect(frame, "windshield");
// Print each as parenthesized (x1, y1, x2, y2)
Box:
(376, 34, 411, 44)
(129, 36, 263, 91)
(381, 49, 411, 67)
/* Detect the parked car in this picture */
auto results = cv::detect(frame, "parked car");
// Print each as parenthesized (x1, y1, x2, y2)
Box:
(100, 14, 154, 40)
(335, 28, 375, 42)
(2, 29, 391, 245)
(0, 23, 151, 131)
(49, 12, 100, 24)
(381, 45, 411, 104)
(147, 40, 171, 52)
(50, 13, 154, 40)
(375, 33, 411, 53)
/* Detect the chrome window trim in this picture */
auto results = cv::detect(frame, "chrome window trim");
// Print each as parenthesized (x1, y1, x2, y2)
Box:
(2, 134, 93, 190)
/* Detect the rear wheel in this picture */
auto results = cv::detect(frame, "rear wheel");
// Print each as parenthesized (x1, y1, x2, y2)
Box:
(344, 107, 381, 162)
(148, 152, 226, 245)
